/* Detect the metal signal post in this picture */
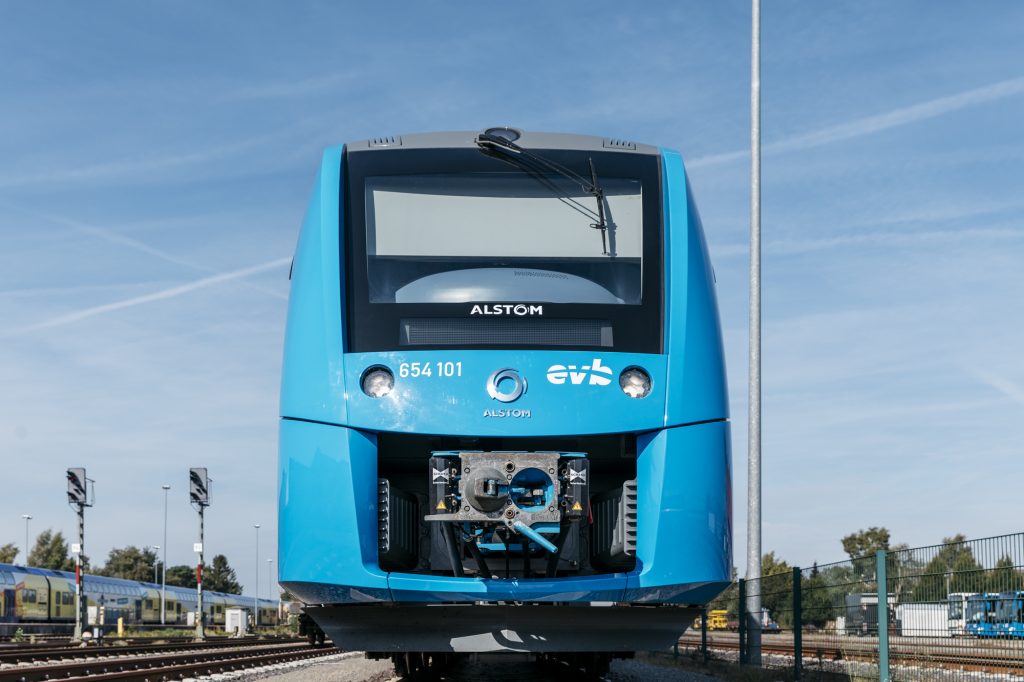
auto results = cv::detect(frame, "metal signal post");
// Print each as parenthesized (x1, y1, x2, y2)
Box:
(189, 468, 211, 641)
(67, 468, 93, 642)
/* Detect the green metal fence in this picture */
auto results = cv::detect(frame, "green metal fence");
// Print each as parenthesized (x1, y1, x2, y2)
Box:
(679, 532, 1024, 681)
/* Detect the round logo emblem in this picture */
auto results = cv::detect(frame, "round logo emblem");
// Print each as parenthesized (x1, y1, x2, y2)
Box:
(486, 368, 527, 403)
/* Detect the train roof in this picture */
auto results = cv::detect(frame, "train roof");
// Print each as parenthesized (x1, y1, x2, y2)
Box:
(345, 128, 661, 156)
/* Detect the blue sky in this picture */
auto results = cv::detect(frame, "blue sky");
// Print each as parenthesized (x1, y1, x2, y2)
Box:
(1, 1, 1022, 595)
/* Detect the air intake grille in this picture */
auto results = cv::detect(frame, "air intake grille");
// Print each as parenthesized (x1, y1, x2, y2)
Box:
(369, 136, 402, 147)
(400, 318, 613, 347)
(591, 479, 638, 570)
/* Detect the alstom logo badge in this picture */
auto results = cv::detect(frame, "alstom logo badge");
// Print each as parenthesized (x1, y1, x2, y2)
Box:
(470, 304, 544, 316)
(546, 359, 613, 386)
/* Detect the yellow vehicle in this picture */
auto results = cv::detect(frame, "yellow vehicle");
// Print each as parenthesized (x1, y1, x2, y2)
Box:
(693, 609, 729, 630)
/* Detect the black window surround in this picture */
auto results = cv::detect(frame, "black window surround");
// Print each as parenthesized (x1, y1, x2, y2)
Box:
(343, 147, 664, 354)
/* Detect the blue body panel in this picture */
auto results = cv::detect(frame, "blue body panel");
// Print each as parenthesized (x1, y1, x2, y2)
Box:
(625, 422, 731, 602)
(280, 146, 349, 426)
(278, 418, 389, 603)
(661, 151, 729, 426)
(279, 142, 731, 612)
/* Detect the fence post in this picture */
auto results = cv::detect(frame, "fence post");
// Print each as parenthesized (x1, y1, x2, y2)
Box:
(701, 607, 708, 663)
(793, 566, 802, 681)
(738, 578, 747, 664)
(876, 550, 889, 682)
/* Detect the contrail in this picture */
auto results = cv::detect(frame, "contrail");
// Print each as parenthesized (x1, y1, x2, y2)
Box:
(1, 204, 288, 300)
(689, 76, 1024, 168)
(972, 369, 1024, 408)
(7, 257, 290, 336)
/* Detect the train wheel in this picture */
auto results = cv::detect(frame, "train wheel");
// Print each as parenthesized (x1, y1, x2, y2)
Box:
(583, 654, 610, 679)
(316, 632, 326, 647)
(393, 654, 408, 677)
(307, 632, 317, 646)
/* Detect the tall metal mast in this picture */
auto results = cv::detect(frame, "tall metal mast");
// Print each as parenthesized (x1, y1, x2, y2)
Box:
(746, 0, 763, 666)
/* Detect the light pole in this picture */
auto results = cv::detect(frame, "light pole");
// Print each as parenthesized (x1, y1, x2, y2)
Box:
(21, 515, 31, 565)
(161, 484, 170, 625)
(267, 558, 274, 601)
(150, 546, 161, 584)
(253, 524, 261, 627)
(746, 0, 763, 666)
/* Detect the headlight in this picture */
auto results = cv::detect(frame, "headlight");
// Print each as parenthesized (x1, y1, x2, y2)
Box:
(361, 366, 394, 398)
(619, 367, 652, 399)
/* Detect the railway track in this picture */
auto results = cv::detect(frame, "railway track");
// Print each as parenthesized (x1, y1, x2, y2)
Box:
(678, 633, 1024, 676)
(0, 639, 334, 682)
(0, 636, 301, 665)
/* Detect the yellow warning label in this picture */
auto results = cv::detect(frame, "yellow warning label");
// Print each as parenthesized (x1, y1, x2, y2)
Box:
(571, 501, 583, 512)
(436, 500, 447, 511)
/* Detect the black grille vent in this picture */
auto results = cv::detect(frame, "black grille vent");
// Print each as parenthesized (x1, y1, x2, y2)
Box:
(603, 138, 637, 150)
(369, 136, 402, 148)
(591, 479, 637, 570)
(378, 478, 418, 571)
(400, 318, 613, 347)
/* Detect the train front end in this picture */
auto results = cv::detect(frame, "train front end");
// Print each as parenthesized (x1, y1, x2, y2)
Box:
(279, 130, 731, 655)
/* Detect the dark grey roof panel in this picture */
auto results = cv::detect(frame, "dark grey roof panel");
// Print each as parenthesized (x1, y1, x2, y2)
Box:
(347, 129, 660, 156)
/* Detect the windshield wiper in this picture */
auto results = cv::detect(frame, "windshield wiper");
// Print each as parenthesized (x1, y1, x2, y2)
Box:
(476, 132, 609, 255)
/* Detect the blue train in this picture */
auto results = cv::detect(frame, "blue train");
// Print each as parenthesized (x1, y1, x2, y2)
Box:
(278, 129, 731, 670)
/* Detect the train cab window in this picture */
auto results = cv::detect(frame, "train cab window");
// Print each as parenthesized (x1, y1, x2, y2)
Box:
(364, 174, 643, 306)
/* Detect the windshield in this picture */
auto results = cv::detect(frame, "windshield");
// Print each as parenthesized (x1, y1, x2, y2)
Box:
(365, 173, 643, 304)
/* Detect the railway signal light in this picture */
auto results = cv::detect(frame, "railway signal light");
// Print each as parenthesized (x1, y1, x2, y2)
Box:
(190, 467, 210, 506)
(67, 468, 87, 505)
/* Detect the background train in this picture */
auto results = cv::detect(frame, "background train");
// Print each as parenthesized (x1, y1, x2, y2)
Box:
(0, 562, 278, 634)
(279, 128, 731, 672)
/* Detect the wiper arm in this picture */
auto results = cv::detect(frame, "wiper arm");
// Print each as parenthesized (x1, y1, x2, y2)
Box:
(476, 132, 609, 255)
(588, 157, 607, 256)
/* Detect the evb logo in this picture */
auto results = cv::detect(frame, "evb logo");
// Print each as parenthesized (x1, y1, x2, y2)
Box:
(546, 359, 613, 386)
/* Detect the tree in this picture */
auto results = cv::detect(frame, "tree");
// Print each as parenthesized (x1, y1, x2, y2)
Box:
(988, 555, 1024, 593)
(762, 551, 791, 577)
(165, 556, 243, 594)
(842, 527, 891, 560)
(911, 535, 980, 602)
(165, 564, 197, 589)
(0, 543, 18, 564)
(26, 530, 89, 571)
(28, 529, 71, 570)
(801, 562, 838, 628)
(948, 551, 985, 594)
(206, 555, 242, 594)
(96, 546, 158, 582)
(757, 552, 794, 627)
